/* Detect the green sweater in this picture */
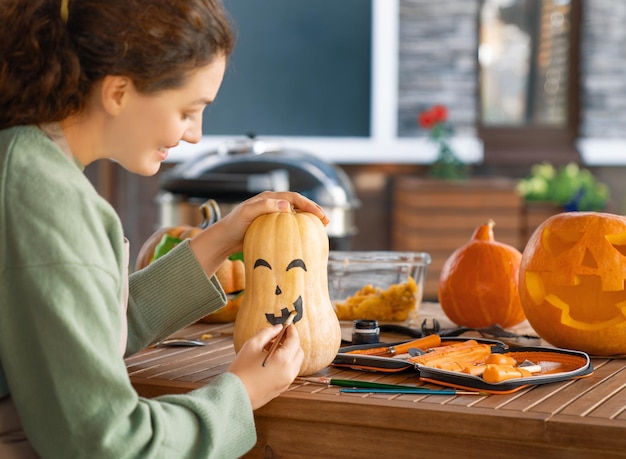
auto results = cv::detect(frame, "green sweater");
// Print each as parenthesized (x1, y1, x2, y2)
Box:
(0, 126, 256, 458)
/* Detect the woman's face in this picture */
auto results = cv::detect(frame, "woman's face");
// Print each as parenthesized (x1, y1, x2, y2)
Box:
(106, 56, 227, 176)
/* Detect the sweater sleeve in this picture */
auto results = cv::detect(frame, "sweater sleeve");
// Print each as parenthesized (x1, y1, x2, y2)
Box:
(126, 240, 228, 355)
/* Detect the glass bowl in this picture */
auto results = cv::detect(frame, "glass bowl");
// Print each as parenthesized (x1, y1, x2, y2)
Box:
(327, 251, 431, 323)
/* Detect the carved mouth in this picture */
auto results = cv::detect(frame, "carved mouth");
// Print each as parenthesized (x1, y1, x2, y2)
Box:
(265, 296, 303, 325)
(529, 274, 626, 331)
(545, 293, 626, 330)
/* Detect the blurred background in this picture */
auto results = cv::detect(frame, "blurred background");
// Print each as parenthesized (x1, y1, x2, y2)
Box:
(85, 0, 626, 298)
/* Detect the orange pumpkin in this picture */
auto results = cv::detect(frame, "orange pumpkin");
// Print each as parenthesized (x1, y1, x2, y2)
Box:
(519, 211, 626, 355)
(214, 258, 245, 293)
(199, 258, 245, 323)
(233, 211, 341, 376)
(439, 220, 525, 328)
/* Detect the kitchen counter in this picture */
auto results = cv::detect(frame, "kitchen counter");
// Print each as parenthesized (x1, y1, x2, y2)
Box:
(125, 304, 626, 458)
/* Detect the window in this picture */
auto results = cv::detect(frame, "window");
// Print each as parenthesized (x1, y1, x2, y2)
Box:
(170, 0, 483, 165)
(204, 0, 372, 138)
(478, 0, 581, 164)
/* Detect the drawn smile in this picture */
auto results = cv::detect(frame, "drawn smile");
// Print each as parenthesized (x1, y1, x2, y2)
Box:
(265, 296, 303, 325)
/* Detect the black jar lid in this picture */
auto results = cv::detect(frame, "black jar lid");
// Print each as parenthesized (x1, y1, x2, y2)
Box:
(353, 319, 379, 330)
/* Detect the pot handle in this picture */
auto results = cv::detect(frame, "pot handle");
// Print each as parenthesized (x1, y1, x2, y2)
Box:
(198, 199, 221, 229)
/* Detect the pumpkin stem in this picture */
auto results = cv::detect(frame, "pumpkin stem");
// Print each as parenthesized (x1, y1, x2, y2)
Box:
(471, 219, 496, 242)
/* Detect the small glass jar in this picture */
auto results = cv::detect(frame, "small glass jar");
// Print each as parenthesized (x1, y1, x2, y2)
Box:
(351, 320, 380, 345)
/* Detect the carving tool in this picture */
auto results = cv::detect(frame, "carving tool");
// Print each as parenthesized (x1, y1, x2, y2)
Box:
(154, 338, 209, 347)
(262, 310, 297, 367)
(345, 333, 442, 357)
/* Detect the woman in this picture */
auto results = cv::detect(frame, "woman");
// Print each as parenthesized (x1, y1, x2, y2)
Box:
(0, 0, 328, 457)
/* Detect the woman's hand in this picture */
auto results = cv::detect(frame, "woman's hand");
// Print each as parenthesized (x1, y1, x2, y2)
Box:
(189, 191, 328, 275)
(227, 324, 304, 410)
(214, 190, 328, 252)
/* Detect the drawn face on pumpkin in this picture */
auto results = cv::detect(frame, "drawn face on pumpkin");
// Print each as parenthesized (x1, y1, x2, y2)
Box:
(252, 257, 306, 325)
(523, 216, 626, 331)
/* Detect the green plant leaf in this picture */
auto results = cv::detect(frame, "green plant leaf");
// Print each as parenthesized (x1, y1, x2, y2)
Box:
(151, 234, 183, 263)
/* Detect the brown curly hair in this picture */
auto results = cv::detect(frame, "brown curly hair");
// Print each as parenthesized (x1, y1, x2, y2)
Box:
(0, 0, 235, 129)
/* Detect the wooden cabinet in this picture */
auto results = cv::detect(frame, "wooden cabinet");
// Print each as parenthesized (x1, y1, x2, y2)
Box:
(392, 177, 524, 301)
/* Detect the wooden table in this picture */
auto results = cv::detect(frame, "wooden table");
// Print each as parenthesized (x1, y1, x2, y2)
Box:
(125, 311, 626, 459)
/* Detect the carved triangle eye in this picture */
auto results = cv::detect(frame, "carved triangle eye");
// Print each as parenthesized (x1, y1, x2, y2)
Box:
(542, 228, 579, 257)
(581, 248, 598, 269)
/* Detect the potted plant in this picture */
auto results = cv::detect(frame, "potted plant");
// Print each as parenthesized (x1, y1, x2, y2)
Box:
(517, 162, 610, 212)
(418, 104, 468, 180)
(517, 162, 610, 240)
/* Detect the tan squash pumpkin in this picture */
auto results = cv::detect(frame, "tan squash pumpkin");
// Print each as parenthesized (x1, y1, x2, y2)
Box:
(519, 211, 626, 355)
(233, 211, 341, 376)
(439, 220, 525, 328)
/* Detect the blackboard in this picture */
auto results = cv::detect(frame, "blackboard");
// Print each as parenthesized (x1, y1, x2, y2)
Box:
(203, 0, 372, 137)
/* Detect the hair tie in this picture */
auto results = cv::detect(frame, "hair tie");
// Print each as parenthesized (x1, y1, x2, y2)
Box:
(60, 0, 69, 24)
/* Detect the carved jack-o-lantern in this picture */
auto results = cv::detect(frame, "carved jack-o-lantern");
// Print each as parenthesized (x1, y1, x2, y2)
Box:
(519, 211, 626, 355)
(233, 211, 341, 375)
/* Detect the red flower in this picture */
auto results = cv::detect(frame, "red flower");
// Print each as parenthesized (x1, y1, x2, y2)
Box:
(418, 104, 448, 129)
(430, 105, 448, 123)
(418, 111, 435, 129)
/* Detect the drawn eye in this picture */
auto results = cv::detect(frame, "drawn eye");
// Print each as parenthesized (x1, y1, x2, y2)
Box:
(254, 258, 272, 270)
(286, 259, 307, 271)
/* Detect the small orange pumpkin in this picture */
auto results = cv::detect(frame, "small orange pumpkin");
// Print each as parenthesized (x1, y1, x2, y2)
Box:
(233, 211, 341, 376)
(199, 258, 245, 323)
(214, 257, 245, 293)
(519, 211, 626, 355)
(439, 220, 525, 328)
